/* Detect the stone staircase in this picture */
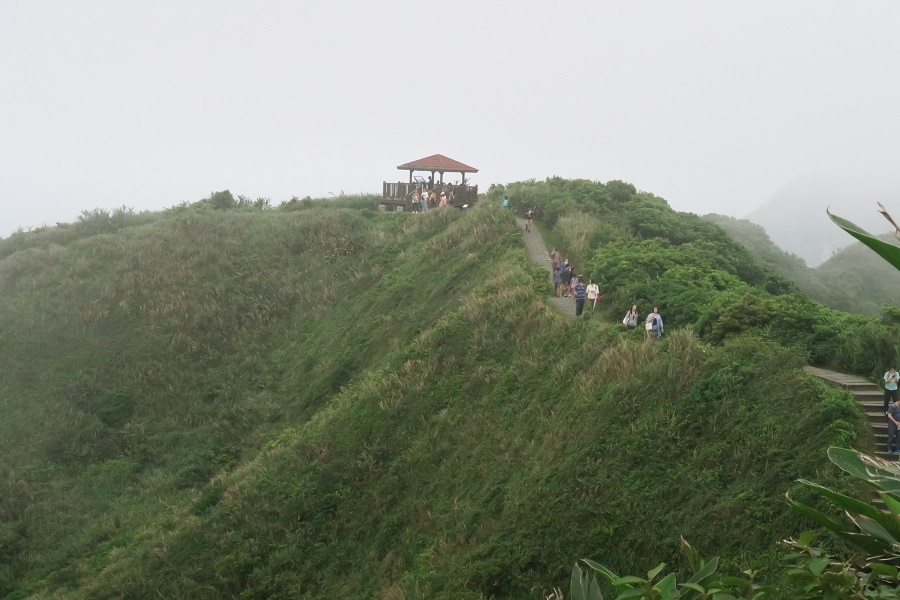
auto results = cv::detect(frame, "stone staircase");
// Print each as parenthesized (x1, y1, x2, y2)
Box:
(804, 366, 892, 511)
(804, 366, 891, 460)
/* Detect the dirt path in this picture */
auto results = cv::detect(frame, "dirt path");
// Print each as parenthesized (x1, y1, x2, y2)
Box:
(516, 217, 576, 317)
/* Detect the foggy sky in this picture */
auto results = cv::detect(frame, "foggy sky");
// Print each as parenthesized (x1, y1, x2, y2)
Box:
(3, 1, 900, 237)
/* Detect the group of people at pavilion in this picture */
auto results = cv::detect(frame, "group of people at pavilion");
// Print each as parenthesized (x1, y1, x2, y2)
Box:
(409, 184, 455, 212)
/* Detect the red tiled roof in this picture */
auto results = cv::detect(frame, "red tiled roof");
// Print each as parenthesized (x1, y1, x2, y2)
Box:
(397, 154, 478, 173)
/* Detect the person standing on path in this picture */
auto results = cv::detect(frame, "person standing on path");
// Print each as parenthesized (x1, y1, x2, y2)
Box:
(560, 265, 573, 297)
(885, 367, 899, 413)
(586, 279, 600, 310)
(573, 276, 587, 316)
(524, 207, 534, 232)
(551, 248, 561, 269)
(553, 267, 562, 297)
(888, 396, 900, 454)
(645, 307, 664, 338)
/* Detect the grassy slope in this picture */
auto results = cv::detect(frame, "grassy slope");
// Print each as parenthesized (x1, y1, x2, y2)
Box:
(0, 197, 866, 599)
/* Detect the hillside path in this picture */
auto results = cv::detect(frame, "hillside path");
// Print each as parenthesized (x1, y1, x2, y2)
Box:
(516, 217, 576, 317)
(805, 366, 894, 510)
(804, 366, 893, 462)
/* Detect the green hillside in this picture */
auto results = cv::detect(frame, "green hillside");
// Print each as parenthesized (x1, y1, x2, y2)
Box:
(705, 213, 900, 317)
(0, 183, 896, 598)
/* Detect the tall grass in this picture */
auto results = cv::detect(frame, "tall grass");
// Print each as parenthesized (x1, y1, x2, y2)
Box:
(0, 197, 865, 599)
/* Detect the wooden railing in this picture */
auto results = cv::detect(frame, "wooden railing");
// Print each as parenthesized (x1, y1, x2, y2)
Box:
(382, 182, 478, 209)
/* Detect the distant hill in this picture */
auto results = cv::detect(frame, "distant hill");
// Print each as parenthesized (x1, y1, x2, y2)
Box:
(746, 175, 897, 266)
(705, 213, 900, 316)
(817, 231, 900, 313)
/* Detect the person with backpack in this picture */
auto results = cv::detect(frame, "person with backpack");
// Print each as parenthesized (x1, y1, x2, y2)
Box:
(524, 207, 534, 232)
(559, 265, 573, 297)
(645, 307, 664, 338)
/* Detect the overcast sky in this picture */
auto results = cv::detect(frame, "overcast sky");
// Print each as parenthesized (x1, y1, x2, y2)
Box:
(2, 1, 900, 237)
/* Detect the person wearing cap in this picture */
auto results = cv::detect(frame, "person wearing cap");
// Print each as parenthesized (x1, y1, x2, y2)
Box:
(885, 367, 899, 413)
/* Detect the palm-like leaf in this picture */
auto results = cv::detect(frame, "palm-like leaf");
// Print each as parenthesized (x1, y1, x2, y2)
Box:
(827, 208, 900, 271)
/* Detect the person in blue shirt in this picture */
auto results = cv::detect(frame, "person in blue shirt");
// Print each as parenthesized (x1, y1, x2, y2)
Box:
(645, 307, 664, 338)
(573, 275, 587, 316)
(885, 367, 899, 413)
(502, 196, 509, 208)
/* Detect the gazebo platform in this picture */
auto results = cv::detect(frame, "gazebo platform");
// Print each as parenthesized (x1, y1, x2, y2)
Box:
(381, 154, 478, 211)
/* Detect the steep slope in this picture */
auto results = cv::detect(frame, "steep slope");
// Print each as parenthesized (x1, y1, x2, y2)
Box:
(0, 189, 887, 598)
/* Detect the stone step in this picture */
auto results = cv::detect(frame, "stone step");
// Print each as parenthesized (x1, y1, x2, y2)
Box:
(866, 411, 891, 423)
(857, 400, 886, 409)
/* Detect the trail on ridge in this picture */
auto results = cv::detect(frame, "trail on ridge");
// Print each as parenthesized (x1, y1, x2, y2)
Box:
(516, 216, 576, 317)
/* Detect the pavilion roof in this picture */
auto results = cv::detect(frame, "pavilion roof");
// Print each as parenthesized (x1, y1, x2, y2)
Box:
(396, 154, 478, 173)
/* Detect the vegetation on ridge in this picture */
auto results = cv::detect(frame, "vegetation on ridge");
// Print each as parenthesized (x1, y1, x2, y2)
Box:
(705, 213, 900, 319)
(0, 182, 893, 598)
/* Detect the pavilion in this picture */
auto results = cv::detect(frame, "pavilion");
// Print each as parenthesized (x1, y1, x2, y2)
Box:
(396, 154, 479, 187)
(382, 154, 479, 211)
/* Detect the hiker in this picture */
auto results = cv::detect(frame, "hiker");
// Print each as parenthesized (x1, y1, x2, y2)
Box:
(411, 188, 420, 213)
(550, 248, 561, 269)
(419, 186, 428, 212)
(553, 266, 562, 297)
(560, 265, 573, 297)
(888, 396, 900, 455)
(573, 275, 587, 316)
(645, 307, 664, 338)
(439, 189, 447, 207)
(569, 271, 579, 292)
(586, 279, 600, 310)
(885, 367, 899, 413)
(524, 207, 534, 232)
(622, 304, 638, 328)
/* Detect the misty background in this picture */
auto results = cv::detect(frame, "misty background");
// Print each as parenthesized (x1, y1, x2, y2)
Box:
(2, 1, 899, 260)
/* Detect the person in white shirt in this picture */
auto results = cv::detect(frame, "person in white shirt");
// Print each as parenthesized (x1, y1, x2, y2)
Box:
(586, 279, 600, 310)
